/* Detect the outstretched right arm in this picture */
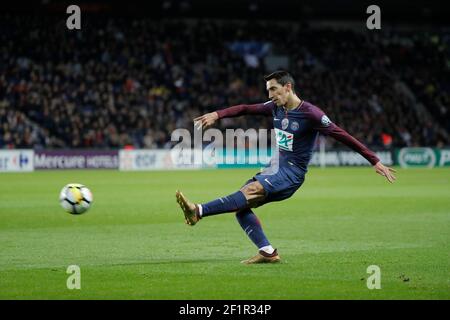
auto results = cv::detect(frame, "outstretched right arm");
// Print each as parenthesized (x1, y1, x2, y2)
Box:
(194, 102, 274, 129)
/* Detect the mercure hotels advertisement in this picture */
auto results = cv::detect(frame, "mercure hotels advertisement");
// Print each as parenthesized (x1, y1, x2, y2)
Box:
(34, 150, 119, 170)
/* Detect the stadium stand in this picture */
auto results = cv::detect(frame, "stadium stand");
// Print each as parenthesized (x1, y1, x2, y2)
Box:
(1, 14, 448, 149)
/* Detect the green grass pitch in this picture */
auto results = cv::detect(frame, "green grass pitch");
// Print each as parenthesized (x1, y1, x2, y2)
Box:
(0, 167, 449, 299)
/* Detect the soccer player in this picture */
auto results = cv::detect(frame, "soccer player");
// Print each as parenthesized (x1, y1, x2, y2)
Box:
(176, 70, 396, 264)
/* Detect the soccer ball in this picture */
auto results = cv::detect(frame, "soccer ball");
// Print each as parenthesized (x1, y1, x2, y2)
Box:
(59, 183, 93, 214)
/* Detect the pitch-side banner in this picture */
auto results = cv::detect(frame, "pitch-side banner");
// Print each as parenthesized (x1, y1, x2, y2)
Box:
(396, 148, 450, 168)
(217, 150, 394, 167)
(309, 150, 394, 166)
(34, 150, 119, 169)
(120, 149, 393, 170)
(0, 150, 34, 172)
(119, 149, 204, 171)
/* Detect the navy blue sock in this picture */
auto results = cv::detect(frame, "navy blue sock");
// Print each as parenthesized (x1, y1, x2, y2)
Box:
(201, 191, 248, 217)
(236, 208, 270, 249)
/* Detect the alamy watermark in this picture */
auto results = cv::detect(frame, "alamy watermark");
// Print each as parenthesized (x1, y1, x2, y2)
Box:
(66, 5, 81, 30)
(366, 5, 381, 30)
(366, 265, 381, 289)
(66, 265, 81, 290)
(170, 125, 280, 172)
(66, 4, 381, 31)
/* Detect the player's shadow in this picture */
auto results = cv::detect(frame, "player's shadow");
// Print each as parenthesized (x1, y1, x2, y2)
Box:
(112, 258, 233, 266)
(111, 257, 288, 267)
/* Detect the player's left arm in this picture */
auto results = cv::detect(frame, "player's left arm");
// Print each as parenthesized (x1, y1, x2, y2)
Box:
(312, 110, 396, 183)
(327, 125, 396, 183)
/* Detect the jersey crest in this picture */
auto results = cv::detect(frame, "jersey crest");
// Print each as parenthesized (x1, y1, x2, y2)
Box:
(281, 118, 289, 130)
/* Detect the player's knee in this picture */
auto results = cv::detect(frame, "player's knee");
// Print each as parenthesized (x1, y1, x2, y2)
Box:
(240, 184, 253, 196)
(252, 181, 265, 195)
(240, 181, 265, 198)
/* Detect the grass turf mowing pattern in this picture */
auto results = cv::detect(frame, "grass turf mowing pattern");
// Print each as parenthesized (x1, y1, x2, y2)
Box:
(0, 168, 448, 299)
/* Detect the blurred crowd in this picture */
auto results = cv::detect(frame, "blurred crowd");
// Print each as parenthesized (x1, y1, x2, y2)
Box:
(0, 15, 448, 150)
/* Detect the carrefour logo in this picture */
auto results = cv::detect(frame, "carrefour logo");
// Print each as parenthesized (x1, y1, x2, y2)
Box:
(10, 153, 29, 168)
(0, 150, 34, 172)
(19, 153, 29, 167)
(398, 148, 436, 168)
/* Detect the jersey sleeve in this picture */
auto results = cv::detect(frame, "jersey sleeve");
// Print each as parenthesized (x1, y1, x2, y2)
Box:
(308, 105, 380, 165)
(216, 101, 274, 119)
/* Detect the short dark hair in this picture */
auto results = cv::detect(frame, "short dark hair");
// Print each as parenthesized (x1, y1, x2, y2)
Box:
(264, 70, 296, 91)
